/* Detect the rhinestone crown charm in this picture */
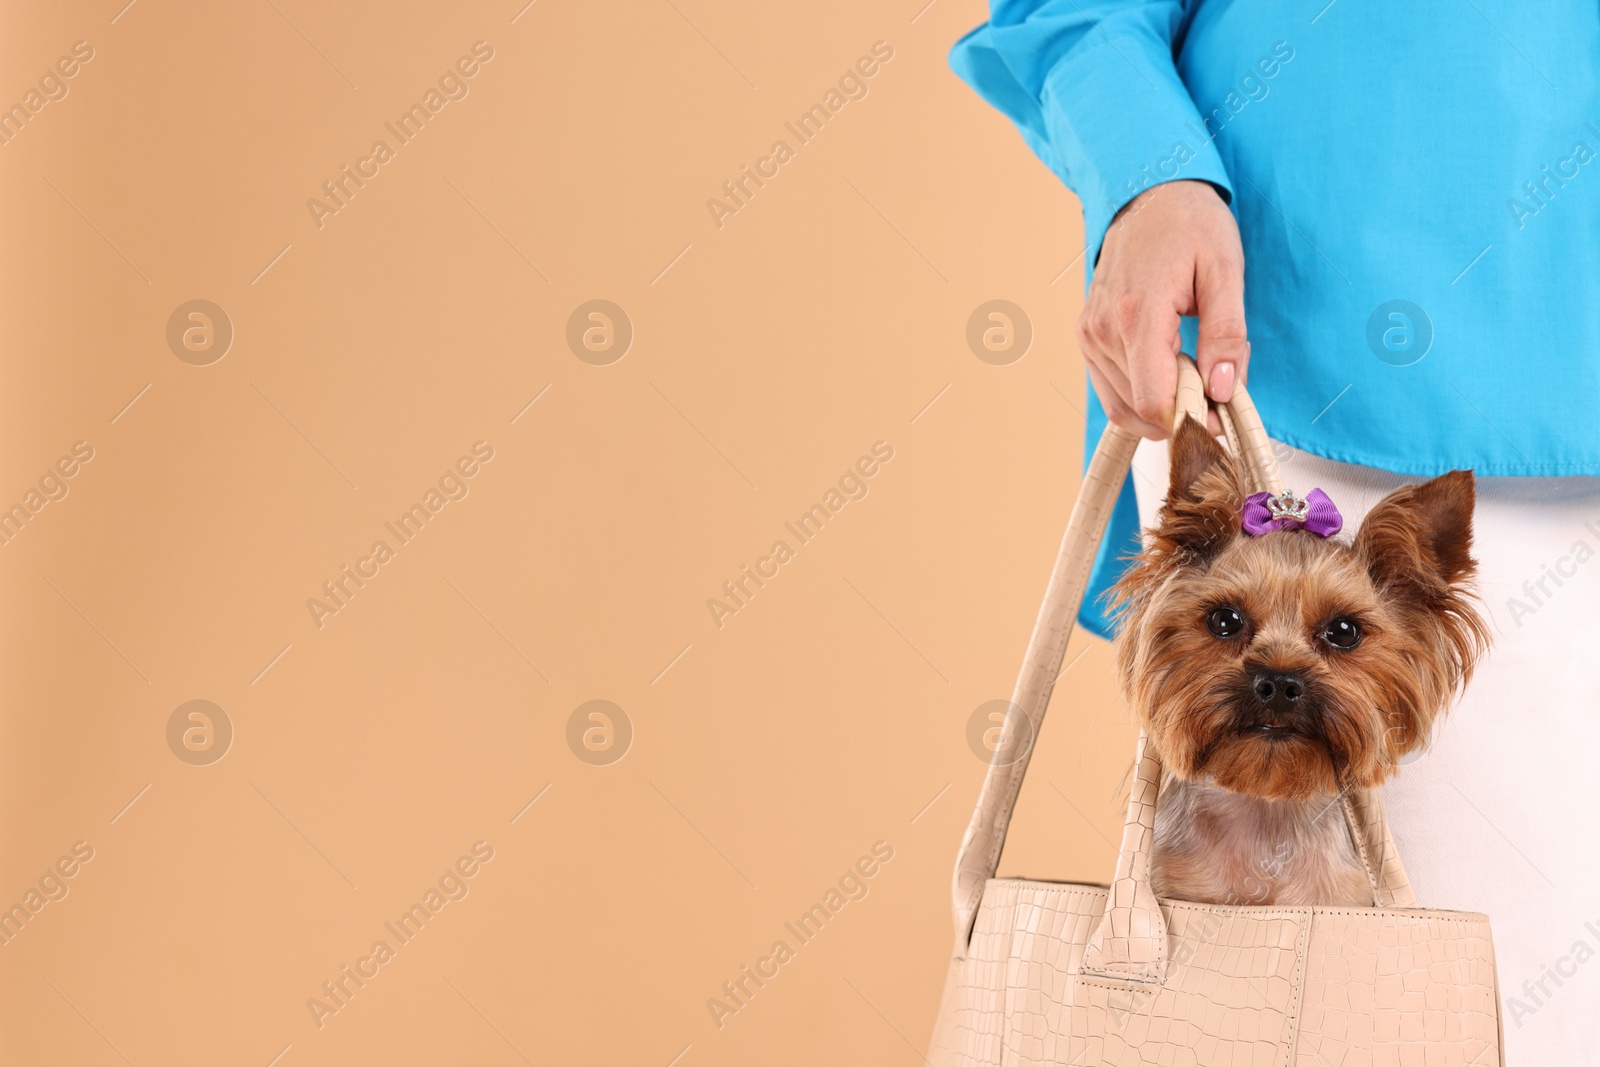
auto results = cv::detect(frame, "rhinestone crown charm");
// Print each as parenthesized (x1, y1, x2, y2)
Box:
(1242, 487, 1343, 538)
(1265, 491, 1310, 523)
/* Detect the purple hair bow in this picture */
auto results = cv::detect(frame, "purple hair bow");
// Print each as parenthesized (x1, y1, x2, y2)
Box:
(1241, 488, 1343, 538)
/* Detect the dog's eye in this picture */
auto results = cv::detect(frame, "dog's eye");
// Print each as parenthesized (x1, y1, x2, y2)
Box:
(1205, 606, 1245, 638)
(1323, 618, 1361, 650)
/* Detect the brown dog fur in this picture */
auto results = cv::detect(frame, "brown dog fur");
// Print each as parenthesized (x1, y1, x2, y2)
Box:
(1110, 418, 1489, 905)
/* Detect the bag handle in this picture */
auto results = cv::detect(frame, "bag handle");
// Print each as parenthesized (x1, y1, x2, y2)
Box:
(945, 358, 1194, 957)
(1219, 385, 1416, 914)
(949, 360, 1414, 966)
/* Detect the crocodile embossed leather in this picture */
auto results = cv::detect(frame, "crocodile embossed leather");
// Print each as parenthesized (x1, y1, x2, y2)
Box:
(927, 360, 1504, 1066)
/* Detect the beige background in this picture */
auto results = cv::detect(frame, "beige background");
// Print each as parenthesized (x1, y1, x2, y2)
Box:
(0, 2, 1140, 1063)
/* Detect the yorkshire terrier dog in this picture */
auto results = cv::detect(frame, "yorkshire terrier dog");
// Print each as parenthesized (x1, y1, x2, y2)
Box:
(1113, 417, 1489, 906)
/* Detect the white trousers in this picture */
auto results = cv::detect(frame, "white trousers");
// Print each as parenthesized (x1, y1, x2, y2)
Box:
(1132, 437, 1600, 1066)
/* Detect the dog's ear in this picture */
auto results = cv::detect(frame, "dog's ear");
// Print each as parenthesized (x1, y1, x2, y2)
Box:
(1151, 415, 1244, 563)
(1354, 470, 1488, 680)
(1354, 470, 1477, 594)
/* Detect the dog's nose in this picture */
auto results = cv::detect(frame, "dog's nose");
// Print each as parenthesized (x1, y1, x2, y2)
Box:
(1253, 671, 1305, 710)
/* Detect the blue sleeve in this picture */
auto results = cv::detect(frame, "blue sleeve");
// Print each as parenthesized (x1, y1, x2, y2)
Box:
(952, 2, 1220, 636)
(949, 0, 1234, 264)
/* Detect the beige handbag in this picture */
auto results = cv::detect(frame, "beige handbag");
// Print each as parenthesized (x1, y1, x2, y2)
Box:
(929, 365, 1503, 1066)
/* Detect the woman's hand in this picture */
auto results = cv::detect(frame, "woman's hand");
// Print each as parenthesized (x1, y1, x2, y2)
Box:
(1077, 180, 1249, 438)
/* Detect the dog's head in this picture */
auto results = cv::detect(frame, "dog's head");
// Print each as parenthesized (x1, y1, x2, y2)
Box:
(1111, 417, 1489, 801)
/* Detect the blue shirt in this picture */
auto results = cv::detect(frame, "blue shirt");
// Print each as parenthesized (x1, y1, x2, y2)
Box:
(951, 0, 1600, 637)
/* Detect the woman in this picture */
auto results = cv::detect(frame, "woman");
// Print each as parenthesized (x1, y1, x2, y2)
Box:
(952, 2, 1600, 1060)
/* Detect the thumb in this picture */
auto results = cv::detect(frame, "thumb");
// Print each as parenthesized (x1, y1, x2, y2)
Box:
(1194, 253, 1249, 404)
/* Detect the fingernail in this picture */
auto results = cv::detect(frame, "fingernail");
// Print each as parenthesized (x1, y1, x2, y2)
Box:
(1209, 361, 1236, 402)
